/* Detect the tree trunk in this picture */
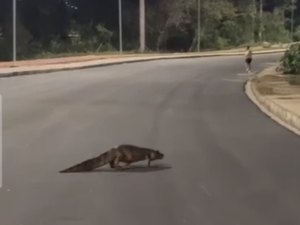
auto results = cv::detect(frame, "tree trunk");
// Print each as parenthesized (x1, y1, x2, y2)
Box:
(189, 35, 197, 52)
(156, 22, 169, 51)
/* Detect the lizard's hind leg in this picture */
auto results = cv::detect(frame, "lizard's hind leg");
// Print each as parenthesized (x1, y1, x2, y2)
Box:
(109, 161, 115, 168)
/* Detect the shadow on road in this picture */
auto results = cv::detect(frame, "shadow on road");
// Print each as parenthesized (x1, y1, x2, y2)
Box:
(60, 164, 172, 174)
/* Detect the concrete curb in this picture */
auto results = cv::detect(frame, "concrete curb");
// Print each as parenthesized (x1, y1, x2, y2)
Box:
(0, 49, 286, 78)
(245, 68, 300, 136)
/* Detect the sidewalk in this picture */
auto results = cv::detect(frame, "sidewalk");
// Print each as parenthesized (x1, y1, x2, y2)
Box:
(0, 48, 286, 77)
(246, 66, 300, 136)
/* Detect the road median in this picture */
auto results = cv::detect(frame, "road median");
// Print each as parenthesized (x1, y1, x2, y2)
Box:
(245, 66, 300, 136)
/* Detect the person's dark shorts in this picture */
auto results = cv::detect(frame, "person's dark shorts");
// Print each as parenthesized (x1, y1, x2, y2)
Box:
(245, 58, 252, 64)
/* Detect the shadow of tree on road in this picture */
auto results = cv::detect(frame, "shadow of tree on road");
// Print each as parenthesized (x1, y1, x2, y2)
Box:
(60, 164, 172, 174)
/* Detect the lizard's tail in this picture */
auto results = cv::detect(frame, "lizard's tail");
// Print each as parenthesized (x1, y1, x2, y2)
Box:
(60, 151, 112, 173)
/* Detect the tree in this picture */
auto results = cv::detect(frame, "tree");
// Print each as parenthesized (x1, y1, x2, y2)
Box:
(0, 0, 298, 60)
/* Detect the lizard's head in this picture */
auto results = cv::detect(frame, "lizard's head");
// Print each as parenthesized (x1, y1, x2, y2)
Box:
(152, 150, 164, 160)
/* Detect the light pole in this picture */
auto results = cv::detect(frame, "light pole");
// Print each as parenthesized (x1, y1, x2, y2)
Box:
(118, 0, 123, 53)
(197, 0, 201, 52)
(13, 0, 16, 63)
(252, 0, 256, 44)
(259, 0, 263, 42)
(291, 0, 296, 41)
(139, 0, 145, 52)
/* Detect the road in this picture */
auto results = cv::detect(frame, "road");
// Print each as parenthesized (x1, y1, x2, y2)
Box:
(0, 54, 300, 225)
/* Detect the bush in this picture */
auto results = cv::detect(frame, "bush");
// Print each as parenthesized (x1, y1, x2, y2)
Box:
(280, 43, 300, 75)
(287, 75, 300, 85)
(263, 9, 291, 43)
(293, 26, 300, 42)
(0, 38, 11, 61)
(262, 41, 272, 48)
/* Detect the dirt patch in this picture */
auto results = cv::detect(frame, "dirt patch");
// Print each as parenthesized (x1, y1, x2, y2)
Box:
(276, 96, 300, 100)
(0, 54, 133, 68)
(287, 75, 300, 85)
(253, 73, 300, 96)
(254, 74, 286, 83)
(255, 85, 275, 95)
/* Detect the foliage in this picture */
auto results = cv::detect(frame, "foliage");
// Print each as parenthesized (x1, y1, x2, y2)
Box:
(262, 8, 290, 43)
(66, 22, 114, 52)
(293, 26, 300, 41)
(281, 43, 300, 75)
(0, 0, 299, 60)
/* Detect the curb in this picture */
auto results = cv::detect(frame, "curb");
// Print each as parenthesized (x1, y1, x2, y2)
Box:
(245, 69, 300, 136)
(0, 49, 286, 78)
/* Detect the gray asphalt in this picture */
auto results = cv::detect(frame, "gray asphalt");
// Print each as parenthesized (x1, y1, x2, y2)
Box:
(0, 54, 300, 225)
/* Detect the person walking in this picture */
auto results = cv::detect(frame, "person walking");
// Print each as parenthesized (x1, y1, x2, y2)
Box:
(245, 46, 253, 73)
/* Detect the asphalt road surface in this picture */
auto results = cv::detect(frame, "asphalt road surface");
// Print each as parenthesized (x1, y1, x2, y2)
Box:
(0, 54, 300, 225)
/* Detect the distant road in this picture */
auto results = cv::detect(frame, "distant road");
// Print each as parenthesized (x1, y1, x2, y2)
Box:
(1, 53, 300, 225)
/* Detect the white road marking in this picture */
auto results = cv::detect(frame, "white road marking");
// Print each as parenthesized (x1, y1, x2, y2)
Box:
(264, 62, 277, 66)
(237, 73, 250, 76)
(222, 78, 245, 82)
(199, 184, 211, 196)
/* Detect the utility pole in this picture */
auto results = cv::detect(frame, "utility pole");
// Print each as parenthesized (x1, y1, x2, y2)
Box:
(197, 0, 201, 52)
(252, 0, 256, 44)
(118, 0, 123, 53)
(258, 0, 263, 42)
(139, 0, 145, 52)
(13, 0, 16, 63)
(0, 95, 2, 189)
(291, 0, 296, 41)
